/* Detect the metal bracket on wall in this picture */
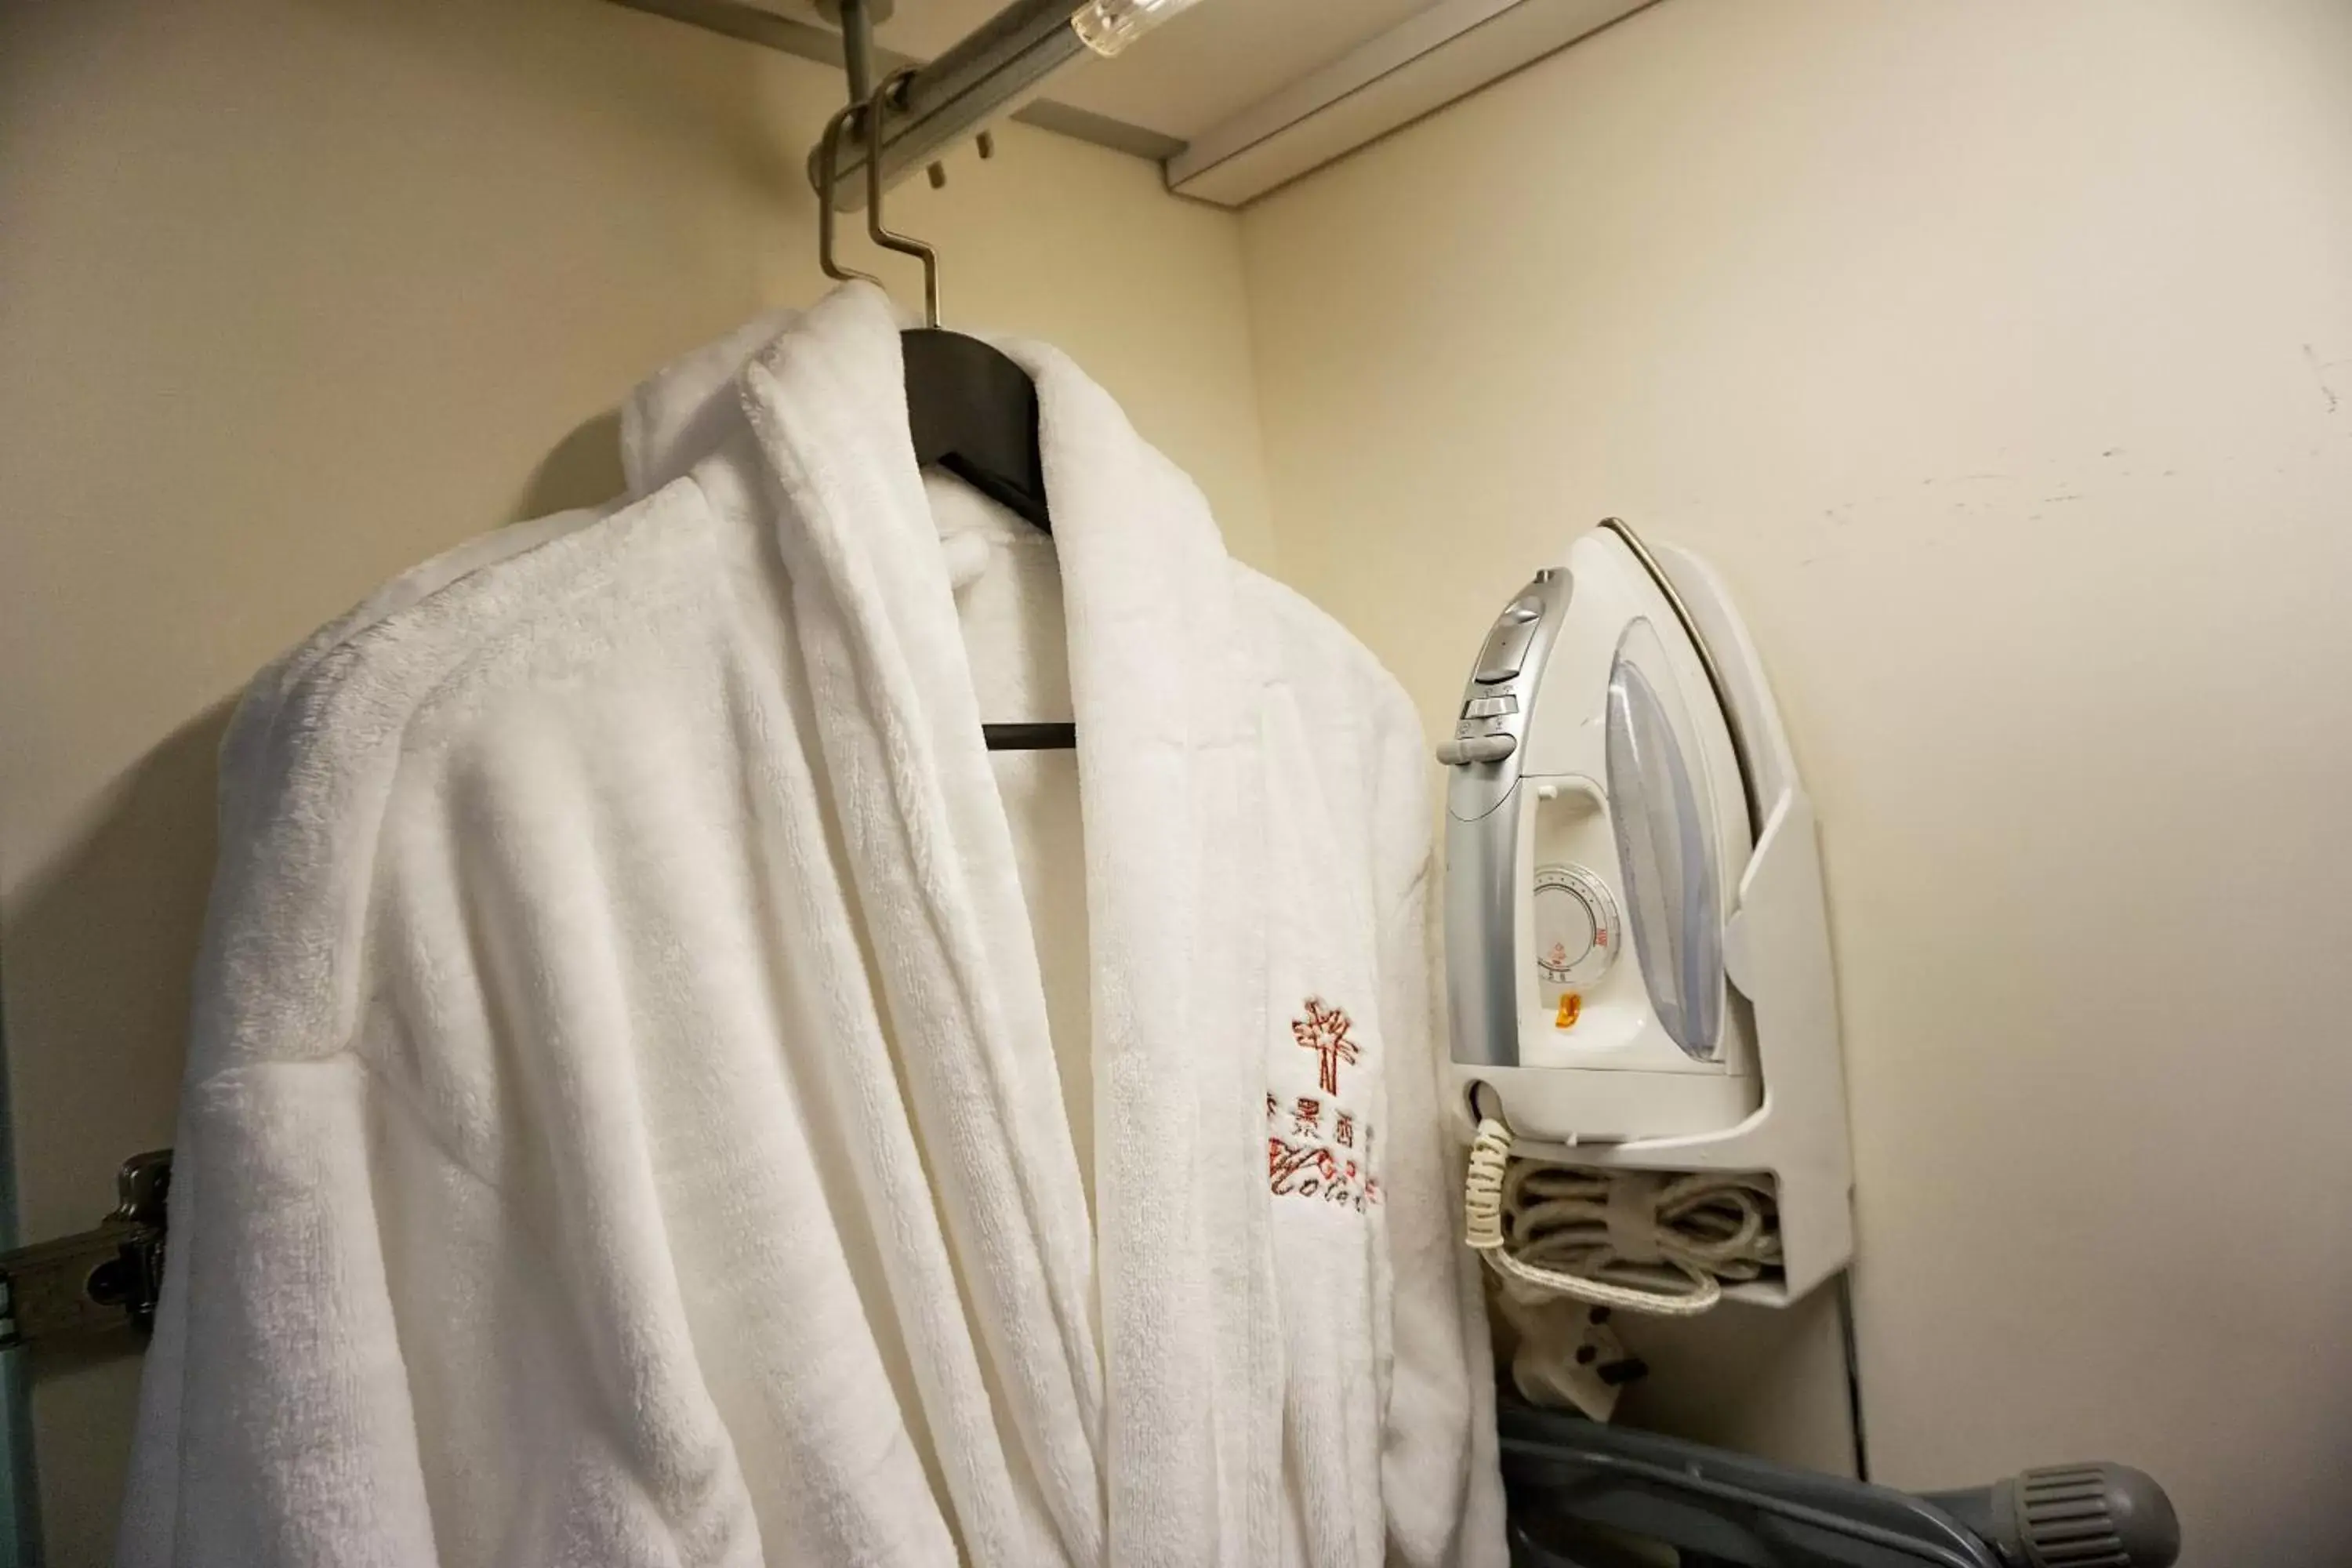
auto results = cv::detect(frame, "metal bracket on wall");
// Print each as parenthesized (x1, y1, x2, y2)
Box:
(0, 1152, 171, 1352)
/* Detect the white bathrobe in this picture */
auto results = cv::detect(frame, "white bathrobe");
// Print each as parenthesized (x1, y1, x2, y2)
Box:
(119, 283, 1503, 1568)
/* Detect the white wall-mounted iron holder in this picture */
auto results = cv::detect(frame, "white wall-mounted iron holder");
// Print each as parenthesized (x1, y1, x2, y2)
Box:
(1441, 520, 1853, 1307)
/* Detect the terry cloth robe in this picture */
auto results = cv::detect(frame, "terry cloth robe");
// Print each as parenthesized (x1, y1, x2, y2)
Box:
(118, 282, 1504, 1568)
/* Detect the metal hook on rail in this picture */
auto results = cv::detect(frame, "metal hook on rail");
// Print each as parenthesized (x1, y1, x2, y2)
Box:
(862, 67, 942, 327)
(817, 100, 880, 286)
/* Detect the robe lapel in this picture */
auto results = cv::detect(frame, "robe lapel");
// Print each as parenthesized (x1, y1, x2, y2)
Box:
(739, 284, 1276, 1566)
(1014, 340, 1276, 1567)
(739, 285, 1103, 1566)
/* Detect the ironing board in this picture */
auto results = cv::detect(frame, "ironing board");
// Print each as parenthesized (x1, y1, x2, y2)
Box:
(1498, 1400, 2181, 1568)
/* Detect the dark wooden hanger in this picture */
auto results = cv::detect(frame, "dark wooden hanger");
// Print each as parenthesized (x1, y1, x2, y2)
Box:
(900, 331, 1071, 752)
(818, 75, 1073, 754)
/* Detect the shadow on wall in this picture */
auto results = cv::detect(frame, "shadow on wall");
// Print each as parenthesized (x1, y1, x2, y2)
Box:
(7, 702, 236, 1210)
(1614, 1292, 1859, 1480)
(9, 400, 633, 1240)
(5, 702, 232, 1558)
(515, 408, 627, 520)
(4, 401, 632, 1559)
(10, 399, 632, 1210)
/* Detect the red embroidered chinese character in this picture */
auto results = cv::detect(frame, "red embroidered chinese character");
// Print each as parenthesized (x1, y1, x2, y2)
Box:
(1334, 1113, 1354, 1148)
(1291, 1097, 1322, 1138)
(1292, 997, 1360, 1097)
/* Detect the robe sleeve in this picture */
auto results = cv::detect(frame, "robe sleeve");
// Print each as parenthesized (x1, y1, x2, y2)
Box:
(1373, 728, 1509, 1568)
(118, 1044, 727, 1568)
(118, 1058, 449, 1567)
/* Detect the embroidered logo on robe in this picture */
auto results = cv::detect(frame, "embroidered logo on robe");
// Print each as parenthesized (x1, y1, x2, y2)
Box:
(1269, 997, 1379, 1210)
(1291, 997, 1359, 1096)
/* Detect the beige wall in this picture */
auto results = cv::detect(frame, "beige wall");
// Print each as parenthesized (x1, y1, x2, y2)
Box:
(0, 1, 1269, 1559)
(1240, 0, 2352, 1559)
(13, 0, 2352, 1561)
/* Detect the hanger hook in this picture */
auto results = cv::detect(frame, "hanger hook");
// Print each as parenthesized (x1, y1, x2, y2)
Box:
(818, 101, 879, 286)
(865, 67, 941, 328)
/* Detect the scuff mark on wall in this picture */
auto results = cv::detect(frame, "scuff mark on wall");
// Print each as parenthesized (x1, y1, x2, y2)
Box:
(2303, 343, 2345, 415)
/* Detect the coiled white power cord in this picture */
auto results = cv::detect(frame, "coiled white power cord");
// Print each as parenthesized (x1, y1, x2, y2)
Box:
(1465, 1117, 1780, 1316)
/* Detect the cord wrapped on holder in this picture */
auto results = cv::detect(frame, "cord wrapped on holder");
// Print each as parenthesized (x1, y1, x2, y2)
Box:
(1465, 1117, 1780, 1316)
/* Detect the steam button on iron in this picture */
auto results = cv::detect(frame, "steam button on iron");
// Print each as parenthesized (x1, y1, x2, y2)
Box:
(1436, 734, 1517, 766)
(1462, 695, 1519, 718)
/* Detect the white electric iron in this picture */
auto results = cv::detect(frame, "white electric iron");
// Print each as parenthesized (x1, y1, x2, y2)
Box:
(1441, 519, 1852, 1311)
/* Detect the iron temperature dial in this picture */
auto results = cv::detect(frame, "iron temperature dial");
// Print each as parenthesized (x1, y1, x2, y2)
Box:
(1532, 862, 1621, 996)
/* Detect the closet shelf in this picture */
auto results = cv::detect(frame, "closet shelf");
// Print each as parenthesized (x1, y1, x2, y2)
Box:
(612, 0, 1661, 207)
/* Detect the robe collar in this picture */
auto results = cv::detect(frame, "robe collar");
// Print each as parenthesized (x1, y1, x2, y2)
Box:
(737, 283, 1276, 1559)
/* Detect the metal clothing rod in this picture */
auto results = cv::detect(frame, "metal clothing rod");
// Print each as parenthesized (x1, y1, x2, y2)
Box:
(608, 2, 1184, 168)
(808, 0, 1091, 209)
